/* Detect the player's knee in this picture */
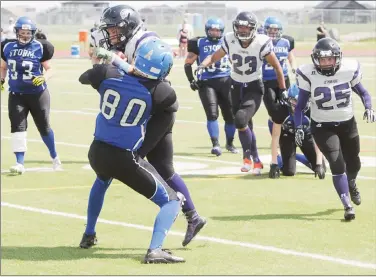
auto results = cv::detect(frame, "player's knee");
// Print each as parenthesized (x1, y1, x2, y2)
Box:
(150, 181, 179, 207)
(11, 125, 27, 133)
(282, 169, 295, 176)
(206, 111, 218, 121)
(329, 160, 346, 175)
(11, 131, 27, 152)
(37, 125, 51, 136)
(347, 156, 361, 174)
(149, 160, 175, 181)
(234, 110, 248, 129)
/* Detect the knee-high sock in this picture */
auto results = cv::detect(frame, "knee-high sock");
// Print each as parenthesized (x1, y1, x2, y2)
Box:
(149, 199, 181, 250)
(296, 153, 311, 169)
(238, 127, 253, 160)
(224, 123, 236, 145)
(85, 177, 112, 235)
(332, 174, 352, 208)
(41, 129, 57, 159)
(250, 129, 260, 163)
(14, 152, 25, 165)
(167, 174, 195, 213)
(207, 120, 219, 145)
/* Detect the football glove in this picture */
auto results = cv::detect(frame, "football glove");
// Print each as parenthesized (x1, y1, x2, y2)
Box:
(194, 65, 206, 77)
(363, 109, 375, 123)
(31, 75, 45, 86)
(1, 78, 4, 92)
(278, 88, 289, 105)
(295, 127, 304, 147)
(269, 163, 280, 179)
(189, 80, 201, 91)
(94, 47, 113, 63)
(314, 164, 326, 179)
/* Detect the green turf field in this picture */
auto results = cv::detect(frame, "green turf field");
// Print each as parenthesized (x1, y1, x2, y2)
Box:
(1, 56, 376, 275)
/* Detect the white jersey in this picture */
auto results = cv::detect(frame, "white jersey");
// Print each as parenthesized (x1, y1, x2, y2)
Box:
(124, 30, 159, 64)
(5, 24, 16, 40)
(90, 29, 105, 48)
(221, 32, 273, 83)
(296, 58, 362, 123)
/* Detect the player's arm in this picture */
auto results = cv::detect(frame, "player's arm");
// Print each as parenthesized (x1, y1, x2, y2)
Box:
(152, 81, 178, 115)
(94, 47, 134, 74)
(264, 53, 286, 91)
(79, 64, 122, 90)
(1, 40, 9, 89)
(350, 62, 375, 122)
(184, 38, 201, 90)
(39, 40, 55, 82)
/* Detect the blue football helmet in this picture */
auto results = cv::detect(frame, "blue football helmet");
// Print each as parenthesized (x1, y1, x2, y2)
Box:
(14, 16, 37, 44)
(134, 38, 173, 80)
(205, 18, 225, 41)
(264, 16, 282, 39)
(287, 83, 299, 109)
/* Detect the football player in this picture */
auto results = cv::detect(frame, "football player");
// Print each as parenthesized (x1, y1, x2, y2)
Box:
(294, 38, 375, 221)
(92, 5, 207, 247)
(196, 11, 287, 172)
(78, 39, 186, 264)
(1, 16, 61, 174)
(184, 18, 238, 156)
(266, 84, 325, 178)
(262, 16, 298, 178)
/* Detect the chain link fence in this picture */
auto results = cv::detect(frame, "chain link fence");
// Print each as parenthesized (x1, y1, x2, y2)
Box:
(2, 3, 375, 43)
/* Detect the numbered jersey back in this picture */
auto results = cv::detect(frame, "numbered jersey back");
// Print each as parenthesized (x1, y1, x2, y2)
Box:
(96, 75, 153, 151)
(1, 39, 49, 94)
(196, 37, 230, 80)
(221, 32, 273, 83)
(296, 59, 361, 123)
(262, 38, 290, 80)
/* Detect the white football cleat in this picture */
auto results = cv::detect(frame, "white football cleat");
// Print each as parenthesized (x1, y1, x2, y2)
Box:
(241, 158, 252, 172)
(9, 163, 25, 175)
(52, 156, 62, 170)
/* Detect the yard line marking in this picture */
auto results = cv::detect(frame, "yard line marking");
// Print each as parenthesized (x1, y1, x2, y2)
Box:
(2, 202, 376, 270)
(2, 136, 376, 180)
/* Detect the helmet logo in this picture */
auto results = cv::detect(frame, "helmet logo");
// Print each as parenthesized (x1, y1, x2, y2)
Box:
(120, 9, 129, 19)
(144, 49, 153, 60)
(238, 20, 249, 26)
(210, 24, 220, 29)
(21, 24, 32, 30)
(319, 50, 333, 56)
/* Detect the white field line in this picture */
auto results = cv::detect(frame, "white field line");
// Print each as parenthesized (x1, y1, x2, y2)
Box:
(1, 136, 376, 180)
(1, 202, 376, 270)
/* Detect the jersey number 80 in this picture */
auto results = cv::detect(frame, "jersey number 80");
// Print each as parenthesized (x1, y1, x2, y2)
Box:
(101, 89, 147, 127)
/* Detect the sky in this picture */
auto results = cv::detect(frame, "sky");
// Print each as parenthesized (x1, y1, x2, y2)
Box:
(1, 0, 375, 11)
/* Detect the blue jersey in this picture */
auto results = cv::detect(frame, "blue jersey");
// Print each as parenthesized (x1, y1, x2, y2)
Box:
(282, 113, 310, 135)
(1, 39, 54, 94)
(95, 75, 153, 151)
(187, 36, 230, 80)
(262, 37, 291, 81)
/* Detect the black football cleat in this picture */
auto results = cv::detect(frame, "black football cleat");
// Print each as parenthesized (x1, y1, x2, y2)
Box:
(182, 216, 207, 247)
(348, 180, 361, 206)
(79, 232, 98, 249)
(344, 207, 355, 221)
(143, 248, 185, 264)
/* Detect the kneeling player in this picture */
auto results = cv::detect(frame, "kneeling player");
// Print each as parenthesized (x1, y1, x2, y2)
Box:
(185, 18, 237, 156)
(294, 38, 375, 220)
(267, 84, 325, 178)
(78, 39, 185, 263)
(1, 17, 61, 174)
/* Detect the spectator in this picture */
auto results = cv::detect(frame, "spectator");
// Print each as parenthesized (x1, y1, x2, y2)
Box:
(3, 17, 16, 40)
(177, 19, 193, 58)
(316, 21, 327, 41)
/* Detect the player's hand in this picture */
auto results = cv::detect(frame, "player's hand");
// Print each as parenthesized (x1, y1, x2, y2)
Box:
(189, 80, 201, 91)
(278, 88, 288, 105)
(95, 47, 113, 62)
(295, 127, 304, 147)
(363, 109, 375, 123)
(269, 163, 280, 179)
(314, 164, 326, 179)
(1, 79, 4, 92)
(194, 65, 206, 76)
(31, 75, 45, 86)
